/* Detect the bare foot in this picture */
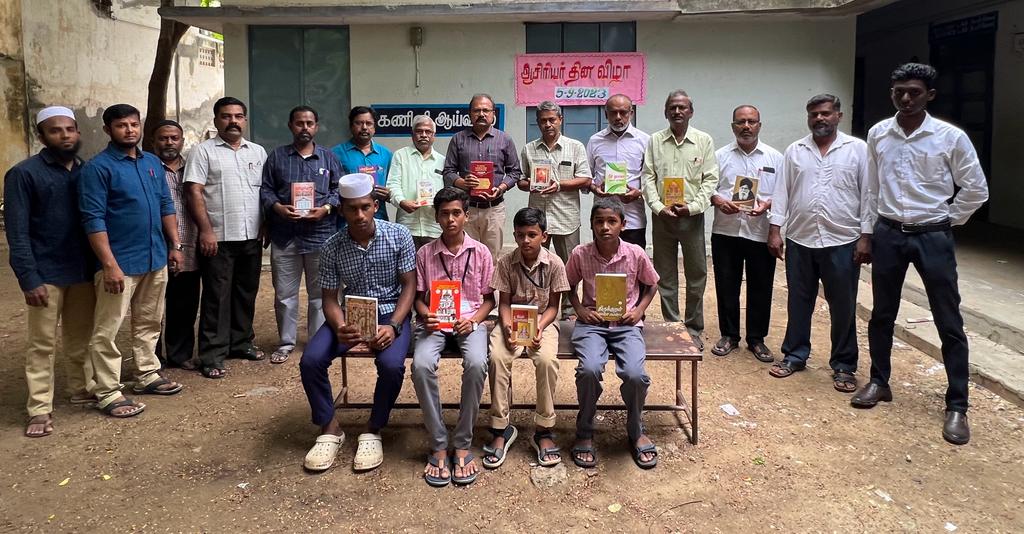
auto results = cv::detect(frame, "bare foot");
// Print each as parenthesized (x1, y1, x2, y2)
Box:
(424, 450, 450, 479)
(25, 414, 53, 437)
(453, 449, 478, 479)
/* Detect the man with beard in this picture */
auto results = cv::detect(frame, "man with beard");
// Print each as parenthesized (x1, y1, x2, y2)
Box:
(767, 94, 871, 393)
(443, 93, 523, 261)
(260, 106, 342, 364)
(4, 106, 96, 436)
(333, 106, 393, 222)
(79, 104, 185, 418)
(710, 105, 783, 363)
(641, 90, 719, 351)
(151, 120, 200, 369)
(184, 97, 268, 379)
(857, 63, 989, 445)
(385, 115, 444, 249)
(587, 94, 651, 249)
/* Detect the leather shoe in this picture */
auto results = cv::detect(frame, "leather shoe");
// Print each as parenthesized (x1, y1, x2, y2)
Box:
(850, 382, 893, 408)
(942, 411, 970, 445)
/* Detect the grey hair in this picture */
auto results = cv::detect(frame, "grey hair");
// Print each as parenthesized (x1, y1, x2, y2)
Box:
(411, 114, 435, 133)
(469, 93, 495, 108)
(665, 90, 693, 112)
(535, 100, 562, 119)
(806, 93, 841, 112)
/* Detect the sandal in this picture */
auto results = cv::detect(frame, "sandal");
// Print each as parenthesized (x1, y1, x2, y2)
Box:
(482, 425, 518, 469)
(769, 360, 804, 378)
(571, 444, 598, 468)
(100, 397, 145, 418)
(270, 348, 291, 364)
(201, 367, 227, 379)
(230, 347, 265, 361)
(531, 431, 562, 467)
(749, 342, 774, 363)
(451, 452, 479, 486)
(132, 376, 184, 395)
(832, 370, 858, 393)
(25, 414, 53, 438)
(424, 454, 451, 488)
(631, 441, 658, 469)
(711, 337, 738, 357)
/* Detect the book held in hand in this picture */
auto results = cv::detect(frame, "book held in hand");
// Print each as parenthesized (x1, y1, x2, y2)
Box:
(531, 163, 553, 192)
(430, 280, 462, 331)
(731, 175, 759, 212)
(291, 182, 315, 216)
(416, 179, 435, 207)
(663, 177, 686, 206)
(469, 160, 494, 196)
(603, 162, 628, 194)
(344, 295, 378, 342)
(511, 304, 538, 346)
(595, 273, 627, 321)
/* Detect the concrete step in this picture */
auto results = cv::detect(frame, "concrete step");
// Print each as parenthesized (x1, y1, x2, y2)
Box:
(855, 278, 1024, 408)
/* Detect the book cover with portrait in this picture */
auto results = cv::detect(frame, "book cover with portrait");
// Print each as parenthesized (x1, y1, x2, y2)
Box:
(511, 304, 538, 346)
(731, 175, 759, 212)
(430, 280, 462, 331)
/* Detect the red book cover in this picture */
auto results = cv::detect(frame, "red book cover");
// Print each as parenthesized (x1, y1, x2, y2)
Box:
(429, 280, 462, 331)
(291, 182, 315, 215)
(469, 160, 494, 196)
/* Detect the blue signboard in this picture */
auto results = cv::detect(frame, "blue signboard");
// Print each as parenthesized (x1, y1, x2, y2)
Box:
(372, 103, 505, 137)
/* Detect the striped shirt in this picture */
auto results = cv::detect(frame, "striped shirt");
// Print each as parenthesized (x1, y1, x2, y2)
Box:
(318, 220, 415, 315)
(416, 233, 494, 317)
(386, 145, 444, 239)
(587, 125, 651, 230)
(162, 157, 198, 272)
(183, 136, 267, 242)
(491, 247, 570, 311)
(442, 127, 523, 189)
(565, 239, 659, 326)
(521, 135, 592, 236)
(259, 143, 342, 254)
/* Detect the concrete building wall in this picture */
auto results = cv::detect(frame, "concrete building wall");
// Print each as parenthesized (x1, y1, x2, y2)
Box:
(0, 0, 30, 177)
(857, 0, 1024, 230)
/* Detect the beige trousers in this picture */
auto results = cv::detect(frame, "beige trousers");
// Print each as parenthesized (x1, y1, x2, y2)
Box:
(89, 268, 167, 408)
(25, 282, 96, 417)
(488, 323, 560, 429)
(466, 202, 507, 263)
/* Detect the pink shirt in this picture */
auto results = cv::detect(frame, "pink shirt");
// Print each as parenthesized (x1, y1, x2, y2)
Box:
(416, 233, 495, 316)
(565, 239, 659, 325)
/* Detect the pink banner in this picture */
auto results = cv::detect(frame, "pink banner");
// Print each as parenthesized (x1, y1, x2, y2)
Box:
(515, 52, 647, 107)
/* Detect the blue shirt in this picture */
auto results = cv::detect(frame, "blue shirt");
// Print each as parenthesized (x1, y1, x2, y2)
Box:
(79, 144, 175, 276)
(331, 140, 393, 222)
(3, 149, 94, 290)
(318, 219, 415, 315)
(260, 143, 342, 254)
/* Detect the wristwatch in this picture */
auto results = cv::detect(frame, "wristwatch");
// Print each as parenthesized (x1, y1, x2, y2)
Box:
(323, 204, 333, 214)
(471, 321, 479, 332)
(172, 243, 185, 251)
(389, 321, 401, 336)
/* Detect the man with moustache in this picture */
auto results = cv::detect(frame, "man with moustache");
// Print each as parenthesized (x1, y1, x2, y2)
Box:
(857, 63, 989, 445)
(79, 104, 185, 418)
(587, 94, 651, 249)
(5, 106, 96, 436)
(443, 93, 523, 261)
(641, 90, 719, 350)
(151, 119, 200, 369)
(385, 115, 444, 249)
(260, 106, 342, 364)
(333, 106, 393, 222)
(710, 105, 783, 362)
(184, 97, 268, 379)
(768, 94, 871, 393)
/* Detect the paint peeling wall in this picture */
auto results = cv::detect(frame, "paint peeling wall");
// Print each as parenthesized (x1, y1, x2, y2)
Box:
(0, 0, 30, 178)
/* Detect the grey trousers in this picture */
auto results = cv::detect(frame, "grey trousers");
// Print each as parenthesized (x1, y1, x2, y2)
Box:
(652, 212, 707, 336)
(572, 322, 649, 442)
(545, 229, 581, 317)
(271, 242, 325, 352)
(412, 326, 489, 451)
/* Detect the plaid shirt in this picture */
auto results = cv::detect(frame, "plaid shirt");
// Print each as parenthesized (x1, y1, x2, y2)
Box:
(162, 158, 198, 272)
(491, 247, 570, 311)
(416, 233, 494, 317)
(183, 136, 267, 242)
(260, 143, 342, 254)
(565, 239, 659, 326)
(318, 220, 415, 315)
(520, 135, 592, 235)
(442, 127, 523, 189)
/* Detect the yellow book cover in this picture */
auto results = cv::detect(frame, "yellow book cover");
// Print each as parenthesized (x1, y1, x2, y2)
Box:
(344, 296, 378, 342)
(663, 177, 686, 206)
(511, 304, 538, 346)
(595, 273, 627, 321)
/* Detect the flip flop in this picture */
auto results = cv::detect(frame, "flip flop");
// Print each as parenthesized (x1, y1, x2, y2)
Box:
(451, 452, 480, 486)
(270, 348, 291, 364)
(571, 444, 598, 468)
(132, 376, 184, 395)
(531, 431, 562, 467)
(25, 415, 53, 438)
(304, 433, 345, 471)
(482, 425, 518, 469)
(100, 397, 145, 419)
(769, 361, 804, 378)
(424, 454, 451, 487)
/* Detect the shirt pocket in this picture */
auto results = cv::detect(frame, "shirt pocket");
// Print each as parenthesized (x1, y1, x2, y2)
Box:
(830, 163, 860, 192)
(918, 153, 948, 184)
(246, 160, 263, 187)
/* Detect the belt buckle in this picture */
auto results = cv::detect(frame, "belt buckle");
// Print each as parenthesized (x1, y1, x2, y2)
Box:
(900, 222, 913, 233)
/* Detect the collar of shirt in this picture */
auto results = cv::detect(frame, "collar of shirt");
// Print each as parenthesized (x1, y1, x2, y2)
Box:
(531, 136, 562, 152)
(583, 239, 627, 265)
(285, 143, 326, 159)
(160, 156, 185, 173)
(428, 232, 483, 259)
(660, 127, 698, 147)
(725, 140, 765, 156)
(886, 112, 938, 140)
(796, 131, 856, 156)
(414, 147, 440, 161)
(467, 126, 497, 141)
(511, 247, 552, 272)
(38, 148, 82, 169)
(214, 135, 252, 150)
(596, 124, 642, 140)
(343, 220, 382, 250)
(342, 140, 383, 155)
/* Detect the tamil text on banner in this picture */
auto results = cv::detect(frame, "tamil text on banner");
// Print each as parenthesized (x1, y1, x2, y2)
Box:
(515, 52, 647, 106)
(371, 104, 505, 137)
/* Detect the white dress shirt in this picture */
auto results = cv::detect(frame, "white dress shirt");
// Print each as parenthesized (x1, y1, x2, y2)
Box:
(587, 124, 651, 230)
(712, 140, 783, 243)
(184, 136, 267, 242)
(771, 131, 871, 248)
(867, 113, 989, 226)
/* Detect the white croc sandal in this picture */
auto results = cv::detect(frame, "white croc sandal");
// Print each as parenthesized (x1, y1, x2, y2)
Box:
(353, 433, 384, 472)
(304, 433, 345, 471)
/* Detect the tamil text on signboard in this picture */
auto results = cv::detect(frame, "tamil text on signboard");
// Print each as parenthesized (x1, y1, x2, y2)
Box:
(515, 52, 646, 106)
(371, 104, 505, 137)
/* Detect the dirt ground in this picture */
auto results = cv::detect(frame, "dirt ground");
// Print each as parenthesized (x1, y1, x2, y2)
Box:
(0, 251, 1021, 533)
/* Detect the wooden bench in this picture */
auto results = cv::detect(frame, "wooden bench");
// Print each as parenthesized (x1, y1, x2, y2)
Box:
(333, 320, 703, 444)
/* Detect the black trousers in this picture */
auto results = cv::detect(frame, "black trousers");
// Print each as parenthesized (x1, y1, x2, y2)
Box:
(868, 221, 969, 413)
(197, 239, 262, 368)
(158, 270, 201, 366)
(621, 228, 647, 250)
(711, 233, 776, 345)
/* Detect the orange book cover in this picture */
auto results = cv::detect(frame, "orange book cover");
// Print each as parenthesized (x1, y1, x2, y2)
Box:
(291, 182, 315, 215)
(595, 273, 627, 321)
(663, 177, 686, 206)
(531, 163, 553, 192)
(344, 295, 378, 342)
(469, 160, 494, 195)
(511, 304, 538, 346)
(430, 280, 462, 331)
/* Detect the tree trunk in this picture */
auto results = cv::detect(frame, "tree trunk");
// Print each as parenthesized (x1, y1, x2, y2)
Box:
(142, 1, 190, 152)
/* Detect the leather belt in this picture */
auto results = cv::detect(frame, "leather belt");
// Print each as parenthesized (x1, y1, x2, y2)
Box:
(469, 196, 504, 209)
(878, 216, 951, 234)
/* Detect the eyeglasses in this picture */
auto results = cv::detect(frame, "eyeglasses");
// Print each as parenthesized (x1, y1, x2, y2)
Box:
(471, 108, 495, 114)
(732, 119, 760, 126)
